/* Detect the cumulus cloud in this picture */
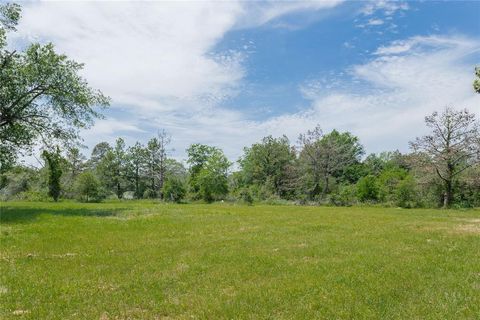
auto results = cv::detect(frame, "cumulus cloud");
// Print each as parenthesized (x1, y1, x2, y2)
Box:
(145, 34, 480, 160)
(11, 2, 480, 163)
(356, 0, 408, 31)
(360, 0, 409, 17)
(15, 1, 244, 113)
(270, 35, 480, 154)
(11, 0, 346, 161)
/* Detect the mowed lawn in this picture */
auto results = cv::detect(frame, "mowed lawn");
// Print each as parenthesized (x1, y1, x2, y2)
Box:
(0, 202, 479, 319)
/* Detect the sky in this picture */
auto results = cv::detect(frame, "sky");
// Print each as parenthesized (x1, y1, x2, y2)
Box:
(9, 0, 480, 163)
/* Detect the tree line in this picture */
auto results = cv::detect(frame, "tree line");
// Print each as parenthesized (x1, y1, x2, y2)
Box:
(1, 107, 479, 208)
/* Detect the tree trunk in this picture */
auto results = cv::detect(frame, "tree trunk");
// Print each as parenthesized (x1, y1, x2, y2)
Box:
(443, 180, 452, 208)
(135, 167, 139, 199)
(322, 174, 329, 196)
(117, 181, 122, 199)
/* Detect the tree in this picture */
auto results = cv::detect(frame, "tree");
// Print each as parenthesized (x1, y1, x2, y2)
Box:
(187, 144, 231, 202)
(0, 3, 109, 168)
(126, 142, 147, 199)
(141, 131, 173, 198)
(474, 66, 480, 94)
(410, 107, 480, 208)
(89, 142, 111, 170)
(299, 129, 363, 197)
(356, 175, 379, 202)
(240, 136, 297, 198)
(298, 125, 324, 198)
(156, 130, 172, 199)
(162, 178, 186, 203)
(65, 147, 86, 179)
(0, 3, 20, 48)
(97, 138, 127, 198)
(74, 171, 102, 202)
(165, 158, 187, 181)
(42, 148, 63, 201)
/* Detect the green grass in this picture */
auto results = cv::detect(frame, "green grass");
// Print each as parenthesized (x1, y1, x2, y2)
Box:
(1, 201, 479, 319)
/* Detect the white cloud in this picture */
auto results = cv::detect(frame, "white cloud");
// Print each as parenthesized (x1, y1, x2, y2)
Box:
(11, 0, 344, 161)
(10, 2, 480, 163)
(15, 1, 245, 112)
(284, 35, 480, 154)
(367, 18, 384, 26)
(356, 0, 408, 31)
(360, 0, 409, 17)
(235, 1, 343, 28)
(144, 34, 479, 160)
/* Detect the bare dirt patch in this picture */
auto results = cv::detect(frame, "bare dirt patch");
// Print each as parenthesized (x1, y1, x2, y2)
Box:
(452, 218, 480, 234)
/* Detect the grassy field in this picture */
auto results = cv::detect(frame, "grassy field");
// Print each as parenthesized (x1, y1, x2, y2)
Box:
(0, 201, 479, 319)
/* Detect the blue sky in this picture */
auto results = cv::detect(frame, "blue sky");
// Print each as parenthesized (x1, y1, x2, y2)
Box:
(11, 0, 480, 162)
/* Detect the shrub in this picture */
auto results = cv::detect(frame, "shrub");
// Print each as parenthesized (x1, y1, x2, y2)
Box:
(238, 187, 254, 205)
(143, 188, 157, 199)
(330, 184, 357, 206)
(395, 175, 418, 208)
(163, 179, 186, 203)
(356, 175, 379, 202)
(74, 172, 104, 202)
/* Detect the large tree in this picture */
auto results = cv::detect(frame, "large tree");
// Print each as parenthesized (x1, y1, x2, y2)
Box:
(0, 3, 109, 169)
(143, 131, 172, 198)
(410, 107, 480, 208)
(126, 142, 147, 199)
(299, 128, 364, 197)
(89, 142, 112, 170)
(42, 147, 64, 202)
(156, 130, 172, 198)
(97, 138, 127, 199)
(240, 135, 297, 198)
(187, 144, 231, 201)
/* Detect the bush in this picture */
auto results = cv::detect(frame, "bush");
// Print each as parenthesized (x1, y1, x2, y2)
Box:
(238, 187, 254, 205)
(329, 184, 357, 206)
(163, 179, 186, 203)
(143, 188, 157, 199)
(14, 190, 49, 202)
(74, 172, 104, 202)
(356, 175, 379, 202)
(395, 175, 418, 208)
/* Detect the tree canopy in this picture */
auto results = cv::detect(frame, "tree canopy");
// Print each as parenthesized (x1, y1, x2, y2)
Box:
(410, 107, 480, 207)
(0, 3, 109, 171)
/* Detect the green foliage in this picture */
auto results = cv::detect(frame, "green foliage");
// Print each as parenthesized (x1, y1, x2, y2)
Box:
(0, 3, 109, 166)
(299, 128, 364, 198)
(187, 144, 231, 202)
(96, 138, 128, 199)
(410, 107, 480, 208)
(74, 171, 104, 202)
(126, 142, 148, 199)
(143, 188, 156, 199)
(395, 175, 418, 208)
(377, 167, 408, 201)
(238, 187, 254, 205)
(329, 184, 357, 206)
(0, 3, 20, 47)
(240, 135, 297, 198)
(0, 165, 42, 200)
(42, 148, 63, 202)
(162, 179, 186, 203)
(356, 175, 379, 202)
(0, 42, 110, 163)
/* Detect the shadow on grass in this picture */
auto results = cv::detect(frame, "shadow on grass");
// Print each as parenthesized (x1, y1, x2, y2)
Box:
(0, 205, 128, 224)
